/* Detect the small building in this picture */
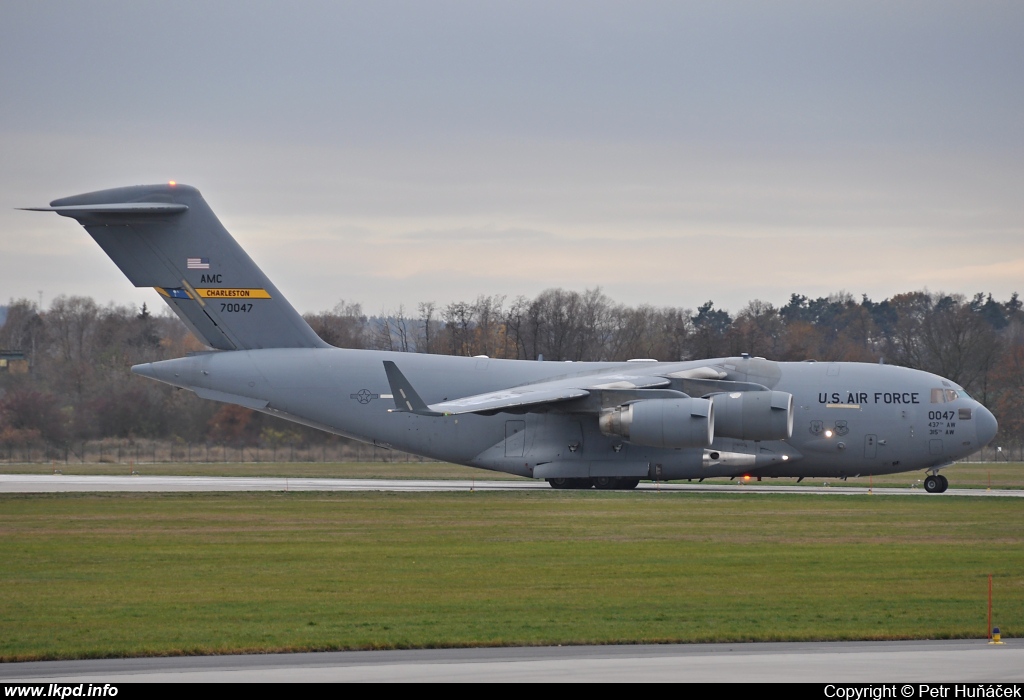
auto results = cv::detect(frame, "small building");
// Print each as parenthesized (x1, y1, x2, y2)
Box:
(0, 351, 29, 374)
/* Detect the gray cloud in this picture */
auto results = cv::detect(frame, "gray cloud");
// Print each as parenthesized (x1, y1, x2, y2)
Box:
(1, 1, 1021, 315)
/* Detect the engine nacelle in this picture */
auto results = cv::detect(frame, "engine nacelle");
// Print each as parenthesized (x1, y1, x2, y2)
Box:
(599, 398, 714, 448)
(710, 390, 793, 441)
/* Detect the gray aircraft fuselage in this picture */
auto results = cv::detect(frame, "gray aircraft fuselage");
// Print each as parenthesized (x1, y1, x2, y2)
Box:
(134, 348, 998, 482)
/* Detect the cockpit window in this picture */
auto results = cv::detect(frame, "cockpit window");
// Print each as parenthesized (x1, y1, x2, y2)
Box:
(931, 388, 946, 403)
(944, 389, 959, 402)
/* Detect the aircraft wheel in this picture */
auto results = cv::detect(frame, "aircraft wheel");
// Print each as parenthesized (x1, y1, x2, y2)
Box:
(571, 478, 594, 489)
(547, 478, 571, 489)
(617, 478, 640, 490)
(923, 475, 942, 493)
(593, 476, 617, 490)
(937, 474, 949, 493)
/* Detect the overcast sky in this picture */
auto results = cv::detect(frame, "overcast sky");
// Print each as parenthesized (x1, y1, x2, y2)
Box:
(2, 1, 1022, 317)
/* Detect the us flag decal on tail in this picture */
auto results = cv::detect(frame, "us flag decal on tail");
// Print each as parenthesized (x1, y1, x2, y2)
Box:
(187, 257, 210, 269)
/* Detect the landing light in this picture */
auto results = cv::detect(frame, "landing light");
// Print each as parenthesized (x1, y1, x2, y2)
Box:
(168, 180, 177, 187)
(743, 475, 751, 482)
(824, 430, 834, 438)
(782, 455, 789, 461)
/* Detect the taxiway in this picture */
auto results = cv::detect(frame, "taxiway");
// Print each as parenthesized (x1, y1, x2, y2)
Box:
(0, 474, 1020, 496)
(1, 640, 1020, 683)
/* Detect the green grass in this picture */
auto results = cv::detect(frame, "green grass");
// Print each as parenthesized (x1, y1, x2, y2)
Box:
(1, 460, 1020, 489)
(0, 491, 1021, 661)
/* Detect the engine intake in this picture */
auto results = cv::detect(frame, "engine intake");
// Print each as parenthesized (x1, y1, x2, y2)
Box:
(599, 398, 714, 448)
(711, 390, 793, 441)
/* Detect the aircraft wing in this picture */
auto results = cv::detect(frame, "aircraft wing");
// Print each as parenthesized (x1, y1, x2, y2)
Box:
(385, 361, 672, 416)
(429, 386, 591, 414)
(429, 373, 676, 415)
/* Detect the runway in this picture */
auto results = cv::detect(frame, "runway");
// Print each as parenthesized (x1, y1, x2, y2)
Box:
(0, 474, 1021, 496)
(1, 640, 1020, 682)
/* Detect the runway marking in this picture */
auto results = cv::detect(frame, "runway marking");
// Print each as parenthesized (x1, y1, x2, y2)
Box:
(0, 474, 1021, 496)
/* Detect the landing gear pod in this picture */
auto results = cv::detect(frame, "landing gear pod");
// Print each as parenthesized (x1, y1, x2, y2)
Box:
(711, 390, 794, 441)
(599, 398, 714, 448)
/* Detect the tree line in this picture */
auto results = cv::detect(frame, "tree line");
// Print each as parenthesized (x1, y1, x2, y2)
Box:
(1, 288, 1022, 451)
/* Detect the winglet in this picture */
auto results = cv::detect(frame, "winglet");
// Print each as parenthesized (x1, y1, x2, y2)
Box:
(383, 361, 444, 416)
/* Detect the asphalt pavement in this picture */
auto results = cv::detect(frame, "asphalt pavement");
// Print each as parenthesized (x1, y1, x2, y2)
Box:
(0, 473, 1021, 496)
(2, 640, 1020, 682)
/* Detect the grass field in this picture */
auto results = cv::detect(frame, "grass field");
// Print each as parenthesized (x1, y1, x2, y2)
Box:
(1, 460, 1021, 489)
(0, 490, 1021, 661)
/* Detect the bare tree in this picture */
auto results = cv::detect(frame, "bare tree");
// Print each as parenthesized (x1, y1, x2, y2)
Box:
(417, 302, 438, 354)
(920, 295, 1002, 402)
(304, 300, 366, 348)
(442, 301, 473, 356)
(370, 305, 412, 352)
(728, 300, 785, 358)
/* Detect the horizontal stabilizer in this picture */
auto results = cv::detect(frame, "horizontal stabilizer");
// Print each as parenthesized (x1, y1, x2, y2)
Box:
(21, 203, 188, 216)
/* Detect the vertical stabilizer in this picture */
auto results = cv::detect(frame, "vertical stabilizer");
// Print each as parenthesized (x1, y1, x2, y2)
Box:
(32, 183, 328, 350)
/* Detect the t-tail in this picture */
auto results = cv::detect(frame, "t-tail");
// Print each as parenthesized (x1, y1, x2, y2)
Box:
(26, 183, 328, 350)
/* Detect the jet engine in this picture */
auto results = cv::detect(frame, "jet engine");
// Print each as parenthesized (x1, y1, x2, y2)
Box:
(598, 398, 714, 448)
(710, 390, 793, 441)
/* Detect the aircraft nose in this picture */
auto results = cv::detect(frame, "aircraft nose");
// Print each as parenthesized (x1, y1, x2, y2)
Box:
(975, 404, 998, 448)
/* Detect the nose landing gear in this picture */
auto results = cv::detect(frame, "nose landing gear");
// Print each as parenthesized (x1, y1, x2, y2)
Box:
(923, 473, 949, 493)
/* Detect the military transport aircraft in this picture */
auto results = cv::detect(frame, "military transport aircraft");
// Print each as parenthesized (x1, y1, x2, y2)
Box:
(27, 183, 998, 493)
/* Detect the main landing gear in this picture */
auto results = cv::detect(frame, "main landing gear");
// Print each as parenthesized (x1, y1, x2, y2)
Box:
(547, 477, 640, 490)
(923, 473, 949, 494)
